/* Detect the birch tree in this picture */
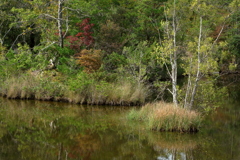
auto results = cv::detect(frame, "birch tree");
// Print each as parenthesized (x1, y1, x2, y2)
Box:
(184, 16, 204, 109)
(154, 0, 228, 109)
(154, 0, 179, 106)
(9, 0, 70, 50)
(57, 0, 64, 48)
(182, 0, 227, 109)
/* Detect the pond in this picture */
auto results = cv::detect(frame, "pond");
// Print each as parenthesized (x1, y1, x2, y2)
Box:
(0, 82, 240, 160)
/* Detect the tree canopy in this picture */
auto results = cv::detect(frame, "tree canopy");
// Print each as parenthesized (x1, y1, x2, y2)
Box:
(0, 0, 238, 108)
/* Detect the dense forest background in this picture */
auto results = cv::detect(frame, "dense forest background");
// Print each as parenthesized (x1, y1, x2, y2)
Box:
(0, 0, 239, 108)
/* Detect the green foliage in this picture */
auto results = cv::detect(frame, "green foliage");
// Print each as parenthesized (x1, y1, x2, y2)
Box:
(194, 80, 229, 113)
(122, 41, 155, 84)
(0, 44, 34, 80)
(67, 71, 94, 92)
(0, 44, 6, 55)
(55, 45, 74, 57)
(49, 45, 79, 75)
(6, 44, 33, 70)
(103, 52, 127, 71)
(178, 77, 229, 114)
(57, 57, 79, 75)
(12, 44, 33, 70)
(227, 10, 240, 58)
(104, 41, 161, 88)
(97, 20, 124, 54)
(183, 37, 219, 75)
(31, 53, 49, 71)
(0, 0, 238, 109)
(228, 35, 240, 57)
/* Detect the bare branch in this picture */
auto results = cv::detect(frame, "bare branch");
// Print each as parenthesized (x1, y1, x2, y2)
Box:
(41, 41, 57, 51)
(167, 88, 173, 95)
(10, 33, 23, 50)
(212, 23, 225, 49)
(43, 14, 58, 20)
(164, 62, 172, 79)
(1, 26, 13, 44)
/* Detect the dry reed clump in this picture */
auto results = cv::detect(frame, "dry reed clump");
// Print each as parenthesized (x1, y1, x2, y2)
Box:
(105, 81, 149, 105)
(4, 75, 35, 99)
(64, 90, 86, 104)
(128, 102, 202, 132)
(105, 82, 133, 105)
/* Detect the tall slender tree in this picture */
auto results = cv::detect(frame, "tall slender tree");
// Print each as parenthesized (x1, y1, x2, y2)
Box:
(58, 0, 64, 48)
(155, 0, 179, 106)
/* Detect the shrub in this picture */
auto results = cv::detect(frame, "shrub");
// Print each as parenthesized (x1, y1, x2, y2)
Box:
(74, 49, 102, 73)
(103, 52, 127, 71)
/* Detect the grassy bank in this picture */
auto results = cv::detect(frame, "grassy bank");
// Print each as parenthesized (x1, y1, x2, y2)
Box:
(127, 102, 202, 132)
(0, 71, 149, 106)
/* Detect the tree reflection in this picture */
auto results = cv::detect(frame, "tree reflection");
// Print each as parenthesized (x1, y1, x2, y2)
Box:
(1, 97, 240, 160)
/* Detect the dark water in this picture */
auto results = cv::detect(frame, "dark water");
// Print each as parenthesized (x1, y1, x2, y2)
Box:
(0, 89, 240, 160)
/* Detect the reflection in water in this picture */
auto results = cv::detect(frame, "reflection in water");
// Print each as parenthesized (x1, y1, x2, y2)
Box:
(149, 132, 197, 160)
(157, 150, 187, 160)
(0, 95, 240, 160)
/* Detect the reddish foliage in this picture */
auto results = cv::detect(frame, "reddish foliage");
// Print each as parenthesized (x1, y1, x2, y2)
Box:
(66, 18, 94, 52)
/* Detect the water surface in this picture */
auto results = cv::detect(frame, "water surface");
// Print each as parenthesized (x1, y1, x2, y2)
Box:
(0, 95, 239, 160)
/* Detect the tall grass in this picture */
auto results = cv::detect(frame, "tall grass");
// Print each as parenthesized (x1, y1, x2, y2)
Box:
(66, 80, 148, 105)
(0, 72, 149, 105)
(127, 102, 202, 132)
(0, 73, 66, 101)
(104, 81, 148, 105)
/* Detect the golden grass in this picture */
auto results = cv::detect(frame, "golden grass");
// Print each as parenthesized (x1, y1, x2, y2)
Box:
(1, 73, 149, 105)
(128, 102, 202, 132)
(2, 74, 64, 101)
(105, 81, 148, 105)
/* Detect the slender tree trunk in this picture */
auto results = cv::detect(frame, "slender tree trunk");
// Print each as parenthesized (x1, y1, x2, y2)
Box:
(184, 66, 192, 109)
(161, 0, 178, 106)
(189, 16, 203, 109)
(58, 143, 63, 160)
(58, 0, 64, 48)
(172, 0, 178, 106)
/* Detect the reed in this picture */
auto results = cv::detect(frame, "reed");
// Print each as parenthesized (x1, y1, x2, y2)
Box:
(127, 102, 202, 132)
(1, 74, 65, 101)
(105, 81, 148, 105)
(0, 72, 149, 105)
